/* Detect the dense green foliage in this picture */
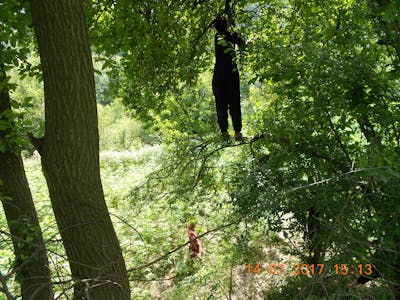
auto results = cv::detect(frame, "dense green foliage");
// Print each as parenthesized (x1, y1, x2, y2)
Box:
(1, 0, 400, 299)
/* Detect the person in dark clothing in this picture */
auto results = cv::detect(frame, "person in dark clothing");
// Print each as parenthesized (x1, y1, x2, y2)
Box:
(212, 16, 245, 140)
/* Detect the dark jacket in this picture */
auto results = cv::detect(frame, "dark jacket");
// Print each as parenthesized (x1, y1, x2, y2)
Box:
(212, 31, 244, 98)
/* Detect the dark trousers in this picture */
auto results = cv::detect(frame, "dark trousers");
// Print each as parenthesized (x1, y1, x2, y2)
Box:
(215, 94, 241, 132)
(213, 70, 242, 132)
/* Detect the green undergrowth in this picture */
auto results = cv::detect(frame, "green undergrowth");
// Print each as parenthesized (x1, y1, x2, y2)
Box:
(0, 147, 267, 299)
(0, 145, 395, 299)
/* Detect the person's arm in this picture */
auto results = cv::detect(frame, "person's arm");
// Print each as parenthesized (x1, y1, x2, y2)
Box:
(225, 31, 245, 48)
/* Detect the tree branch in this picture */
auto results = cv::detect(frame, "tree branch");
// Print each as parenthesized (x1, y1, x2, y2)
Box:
(127, 218, 241, 274)
(325, 109, 352, 167)
(0, 273, 16, 300)
(28, 133, 44, 156)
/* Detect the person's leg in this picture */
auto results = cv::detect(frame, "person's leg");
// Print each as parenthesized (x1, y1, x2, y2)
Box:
(229, 95, 242, 139)
(229, 72, 242, 140)
(215, 94, 229, 137)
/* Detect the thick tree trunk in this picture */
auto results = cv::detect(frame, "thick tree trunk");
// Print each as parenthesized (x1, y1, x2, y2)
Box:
(0, 66, 53, 299)
(29, 1, 130, 299)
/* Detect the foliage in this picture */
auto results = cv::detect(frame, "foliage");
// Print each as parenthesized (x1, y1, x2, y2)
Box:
(86, 0, 247, 122)
(0, 0, 37, 153)
(232, 0, 400, 296)
(115, 0, 400, 297)
(98, 100, 157, 151)
(2, 0, 400, 298)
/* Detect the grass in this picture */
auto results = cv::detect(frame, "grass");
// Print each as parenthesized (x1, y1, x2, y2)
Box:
(0, 146, 392, 299)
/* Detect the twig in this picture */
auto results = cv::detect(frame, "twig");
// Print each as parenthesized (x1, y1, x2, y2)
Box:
(108, 212, 146, 245)
(191, 18, 216, 48)
(199, 133, 265, 161)
(127, 219, 241, 273)
(285, 166, 392, 195)
(325, 110, 352, 167)
(0, 274, 16, 300)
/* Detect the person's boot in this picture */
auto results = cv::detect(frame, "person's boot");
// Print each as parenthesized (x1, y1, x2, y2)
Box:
(221, 131, 230, 140)
(234, 131, 242, 141)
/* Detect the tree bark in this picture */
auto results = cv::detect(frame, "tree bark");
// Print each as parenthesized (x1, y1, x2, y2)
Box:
(29, 0, 130, 299)
(0, 65, 53, 299)
(307, 206, 324, 266)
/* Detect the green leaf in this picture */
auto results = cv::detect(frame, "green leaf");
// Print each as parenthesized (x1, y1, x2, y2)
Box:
(10, 100, 19, 109)
(0, 120, 10, 131)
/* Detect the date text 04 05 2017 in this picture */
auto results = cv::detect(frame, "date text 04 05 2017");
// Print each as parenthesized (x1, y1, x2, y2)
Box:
(246, 263, 373, 276)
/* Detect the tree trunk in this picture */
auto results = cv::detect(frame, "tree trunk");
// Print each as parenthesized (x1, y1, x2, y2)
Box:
(29, 1, 130, 299)
(0, 65, 53, 299)
(307, 206, 324, 266)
